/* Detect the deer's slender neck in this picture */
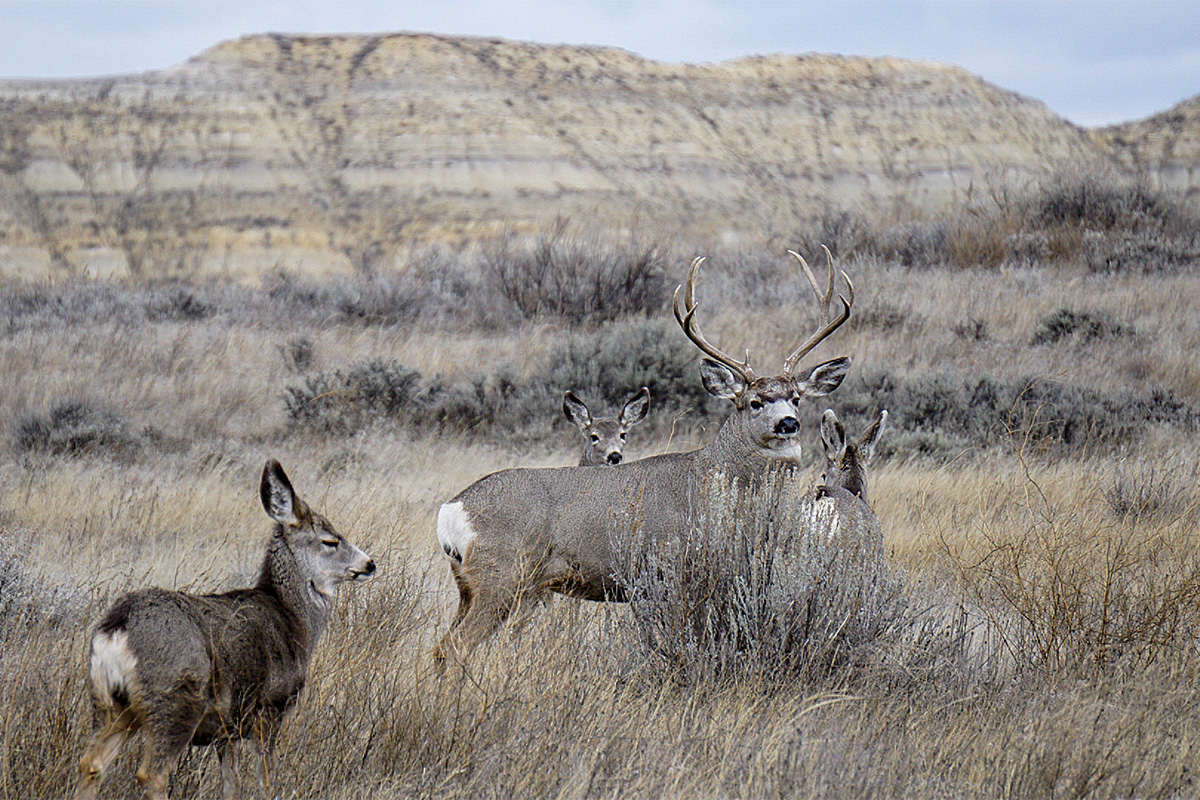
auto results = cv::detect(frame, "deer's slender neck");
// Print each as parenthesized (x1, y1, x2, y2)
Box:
(256, 530, 330, 654)
(841, 453, 868, 502)
(695, 412, 803, 482)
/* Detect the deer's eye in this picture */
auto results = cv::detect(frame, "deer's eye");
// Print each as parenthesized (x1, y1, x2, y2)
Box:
(790, 396, 801, 407)
(749, 399, 763, 411)
(321, 538, 339, 549)
(619, 433, 626, 440)
(590, 434, 601, 442)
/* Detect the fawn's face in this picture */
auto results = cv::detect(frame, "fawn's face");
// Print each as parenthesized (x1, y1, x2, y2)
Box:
(261, 459, 375, 598)
(565, 389, 650, 466)
(579, 416, 632, 465)
(287, 508, 375, 598)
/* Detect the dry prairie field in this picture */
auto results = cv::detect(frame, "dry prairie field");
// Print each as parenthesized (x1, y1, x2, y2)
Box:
(4, 173, 1200, 798)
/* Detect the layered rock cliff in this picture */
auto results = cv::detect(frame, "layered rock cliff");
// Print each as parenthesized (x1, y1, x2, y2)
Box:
(0, 32, 1192, 279)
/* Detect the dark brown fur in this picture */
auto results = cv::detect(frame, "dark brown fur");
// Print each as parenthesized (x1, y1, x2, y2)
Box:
(819, 409, 887, 503)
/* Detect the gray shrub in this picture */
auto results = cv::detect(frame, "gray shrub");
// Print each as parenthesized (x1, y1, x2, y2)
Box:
(616, 470, 898, 684)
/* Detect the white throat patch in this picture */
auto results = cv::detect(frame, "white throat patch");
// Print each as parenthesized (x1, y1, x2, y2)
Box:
(765, 438, 804, 461)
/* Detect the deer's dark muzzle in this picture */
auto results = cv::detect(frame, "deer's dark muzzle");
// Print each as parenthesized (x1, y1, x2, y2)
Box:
(607, 452, 623, 465)
(774, 417, 799, 436)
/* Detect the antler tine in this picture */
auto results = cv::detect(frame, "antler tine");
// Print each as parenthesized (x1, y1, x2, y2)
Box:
(673, 256, 757, 382)
(788, 247, 833, 316)
(781, 246, 854, 378)
(840, 266, 855, 310)
(671, 256, 704, 328)
(824, 244, 856, 321)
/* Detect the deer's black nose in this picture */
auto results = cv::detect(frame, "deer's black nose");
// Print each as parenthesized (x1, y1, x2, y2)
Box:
(775, 417, 799, 436)
(607, 452, 623, 465)
(362, 560, 376, 575)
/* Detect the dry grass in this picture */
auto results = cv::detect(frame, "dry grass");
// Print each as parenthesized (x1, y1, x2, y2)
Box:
(4, 204, 1200, 797)
(6, 469, 1200, 799)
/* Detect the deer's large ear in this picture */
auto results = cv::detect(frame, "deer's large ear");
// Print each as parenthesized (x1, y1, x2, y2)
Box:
(820, 409, 846, 461)
(261, 459, 302, 526)
(620, 387, 651, 426)
(796, 357, 851, 397)
(857, 409, 887, 465)
(700, 359, 747, 400)
(563, 391, 592, 432)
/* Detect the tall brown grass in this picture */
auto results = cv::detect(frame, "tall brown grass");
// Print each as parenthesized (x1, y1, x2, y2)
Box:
(6, 465, 1200, 799)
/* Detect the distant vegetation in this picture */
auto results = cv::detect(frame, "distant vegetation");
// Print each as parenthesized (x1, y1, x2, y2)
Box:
(4, 170, 1198, 462)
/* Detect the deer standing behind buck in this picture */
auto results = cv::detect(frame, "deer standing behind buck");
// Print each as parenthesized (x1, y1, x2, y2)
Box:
(799, 407, 889, 578)
(435, 248, 854, 662)
(74, 460, 375, 800)
(563, 387, 650, 466)
(818, 408, 887, 503)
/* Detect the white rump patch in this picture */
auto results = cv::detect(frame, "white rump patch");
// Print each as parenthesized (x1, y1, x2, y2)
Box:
(805, 497, 842, 542)
(90, 629, 138, 705)
(437, 501, 476, 563)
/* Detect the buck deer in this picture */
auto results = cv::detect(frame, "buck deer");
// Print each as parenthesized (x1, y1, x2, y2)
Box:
(434, 248, 854, 663)
(74, 460, 375, 800)
(563, 387, 650, 466)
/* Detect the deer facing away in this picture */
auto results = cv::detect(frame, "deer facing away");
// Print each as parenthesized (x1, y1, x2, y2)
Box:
(818, 408, 887, 503)
(805, 408, 889, 575)
(435, 249, 854, 662)
(74, 460, 375, 800)
(563, 387, 650, 466)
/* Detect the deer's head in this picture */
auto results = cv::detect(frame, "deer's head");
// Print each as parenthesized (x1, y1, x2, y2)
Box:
(674, 247, 853, 461)
(564, 387, 650, 466)
(260, 459, 376, 599)
(820, 408, 887, 502)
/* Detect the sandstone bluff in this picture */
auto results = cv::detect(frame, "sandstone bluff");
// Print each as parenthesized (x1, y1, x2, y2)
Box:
(0, 33, 1195, 278)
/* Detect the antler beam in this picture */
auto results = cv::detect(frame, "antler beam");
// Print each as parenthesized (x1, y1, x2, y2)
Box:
(781, 245, 854, 378)
(673, 256, 758, 383)
(675, 248, 853, 382)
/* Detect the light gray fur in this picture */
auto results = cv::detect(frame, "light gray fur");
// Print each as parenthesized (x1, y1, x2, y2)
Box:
(74, 460, 374, 800)
(563, 387, 650, 466)
(435, 359, 851, 662)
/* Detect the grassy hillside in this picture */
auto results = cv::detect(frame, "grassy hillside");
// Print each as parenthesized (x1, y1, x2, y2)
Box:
(1095, 93, 1200, 190)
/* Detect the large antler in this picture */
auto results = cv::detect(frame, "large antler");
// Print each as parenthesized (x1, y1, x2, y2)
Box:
(781, 245, 854, 379)
(673, 256, 758, 383)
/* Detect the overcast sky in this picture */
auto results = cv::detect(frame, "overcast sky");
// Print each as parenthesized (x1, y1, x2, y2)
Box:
(2, 0, 1197, 127)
